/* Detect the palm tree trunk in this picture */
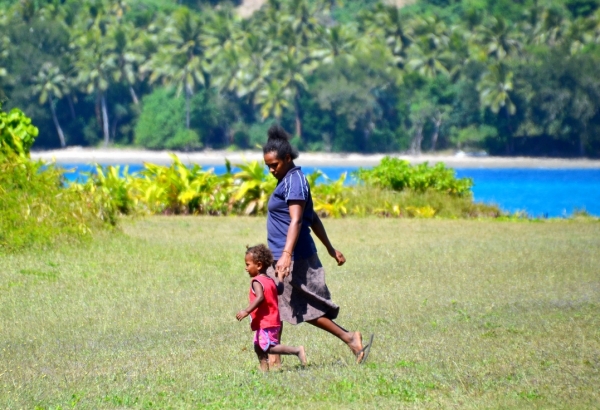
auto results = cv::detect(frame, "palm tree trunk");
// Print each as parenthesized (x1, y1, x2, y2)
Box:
(185, 88, 191, 129)
(412, 121, 423, 155)
(129, 85, 139, 105)
(112, 117, 119, 141)
(95, 94, 102, 128)
(101, 92, 110, 147)
(363, 111, 373, 151)
(67, 94, 76, 120)
(431, 114, 442, 152)
(294, 93, 302, 139)
(580, 127, 587, 157)
(505, 107, 513, 155)
(49, 95, 66, 148)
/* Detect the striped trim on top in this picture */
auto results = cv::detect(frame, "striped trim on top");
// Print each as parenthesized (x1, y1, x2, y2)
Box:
(283, 169, 308, 201)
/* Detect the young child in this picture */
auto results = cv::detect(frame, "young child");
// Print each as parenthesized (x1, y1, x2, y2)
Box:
(236, 244, 307, 371)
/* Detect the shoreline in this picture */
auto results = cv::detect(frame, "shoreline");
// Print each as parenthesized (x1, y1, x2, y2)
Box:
(30, 147, 600, 169)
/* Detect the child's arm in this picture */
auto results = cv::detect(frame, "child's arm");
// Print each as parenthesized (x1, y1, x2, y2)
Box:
(236, 280, 264, 321)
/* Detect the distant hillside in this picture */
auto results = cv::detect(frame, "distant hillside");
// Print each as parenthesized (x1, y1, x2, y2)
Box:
(236, 0, 415, 18)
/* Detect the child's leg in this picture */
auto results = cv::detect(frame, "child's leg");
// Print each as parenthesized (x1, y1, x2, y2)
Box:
(254, 344, 269, 372)
(267, 344, 307, 366)
(268, 325, 282, 368)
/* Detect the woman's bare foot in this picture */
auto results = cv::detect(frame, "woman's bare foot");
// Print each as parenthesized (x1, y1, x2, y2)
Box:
(297, 346, 307, 366)
(347, 331, 364, 363)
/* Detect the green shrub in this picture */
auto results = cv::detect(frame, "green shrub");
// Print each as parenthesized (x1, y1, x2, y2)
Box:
(232, 160, 276, 215)
(0, 106, 115, 251)
(344, 186, 502, 219)
(165, 128, 201, 151)
(135, 87, 220, 150)
(69, 155, 500, 220)
(0, 160, 111, 251)
(0, 106, 38, 159)
(77, 165, 138, 223)
(133, 154, 233, 215)
(354, 157, 474, 197)
(311, 171, 350, 218)
(135, 88, 188, 149)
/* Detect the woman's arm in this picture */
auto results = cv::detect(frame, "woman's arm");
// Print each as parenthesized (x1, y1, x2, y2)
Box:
(276, 200, 305, 280)
(236, 281, 264, 321)
(311, 212, 346, 266)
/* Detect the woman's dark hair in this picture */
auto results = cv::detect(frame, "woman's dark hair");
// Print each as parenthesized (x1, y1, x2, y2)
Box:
(262, 124, 299, 160)
(246, 244, 274, 268)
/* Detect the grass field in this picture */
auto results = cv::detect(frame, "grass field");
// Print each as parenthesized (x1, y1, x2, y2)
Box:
(1, 217, 599, 409)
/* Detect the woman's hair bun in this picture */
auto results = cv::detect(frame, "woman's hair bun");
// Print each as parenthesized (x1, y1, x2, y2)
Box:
(267, 124, 290, 141)
(263, 124, 299, 160)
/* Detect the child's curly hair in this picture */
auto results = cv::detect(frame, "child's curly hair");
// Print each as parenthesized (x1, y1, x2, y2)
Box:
(246, 244, 274, 268)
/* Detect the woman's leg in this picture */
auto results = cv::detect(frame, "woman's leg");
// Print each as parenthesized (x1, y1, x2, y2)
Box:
(307, 316, 364, 357)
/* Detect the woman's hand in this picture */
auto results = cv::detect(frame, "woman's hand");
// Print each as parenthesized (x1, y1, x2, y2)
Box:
(276, 251, 292, 280)
(328, 248, 346, 266)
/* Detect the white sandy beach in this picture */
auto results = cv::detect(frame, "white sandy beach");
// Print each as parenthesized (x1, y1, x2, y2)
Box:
(31, 147, 600, 168)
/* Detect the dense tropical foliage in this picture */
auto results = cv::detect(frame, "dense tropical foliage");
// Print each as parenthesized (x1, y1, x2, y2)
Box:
(0, 102, 501, 250)
(1, 0, 600, 156)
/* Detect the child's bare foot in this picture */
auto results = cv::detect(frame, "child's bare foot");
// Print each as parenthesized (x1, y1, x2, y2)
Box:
(347, 331, 364, 363)
(297, 346, 307, 366)
(259, 360, 269, 372)
(269, 354, 282, 370)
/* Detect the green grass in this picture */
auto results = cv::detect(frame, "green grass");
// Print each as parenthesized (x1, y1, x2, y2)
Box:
(1, 217, 599, 408)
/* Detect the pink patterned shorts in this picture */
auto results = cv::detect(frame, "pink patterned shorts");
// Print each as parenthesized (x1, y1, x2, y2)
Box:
(253, 326, 281, 352)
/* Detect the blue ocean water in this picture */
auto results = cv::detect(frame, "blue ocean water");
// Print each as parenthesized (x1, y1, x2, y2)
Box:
(59, 163, 600, 217)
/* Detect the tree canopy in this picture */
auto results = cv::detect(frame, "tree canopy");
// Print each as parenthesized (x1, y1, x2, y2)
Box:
(1, 0, 600, 156)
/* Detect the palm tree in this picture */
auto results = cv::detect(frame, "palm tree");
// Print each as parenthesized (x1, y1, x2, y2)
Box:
(210, 44, 246, 95)
(408, 99, 434, 156)
(0, 11, 9, 86)
(533, 7, 568, 47)
(149, 8, 208, 129)
(447, 25, 471, 71)
(473, 16, 522, 61)
(592, 8, 600, 43)
(412, 15, 450, 50)
(478, 63, 516, 154)
(520, 0, 545, 41)
(564, 17, 594, 55)
(477, 63, 516, 115)
(213, 31, 273, 111)
(202, 6, 243, 56)
(267, 47, 316, 139)
(72, 25, 115, 147)
(0, 34, 8, 80)
(430, 106, 450, 152)
(203, 7, 247, 95)
(313, 24, 358, 65)
(282, 0, 322, 48)
(134, 16, 164, 85)
(360, 3, 413, 68)
(406, 40, 453, 79)
(106, 20, 143, 105)
(255, 81, 291, 122)
(32, 63, 68, 147)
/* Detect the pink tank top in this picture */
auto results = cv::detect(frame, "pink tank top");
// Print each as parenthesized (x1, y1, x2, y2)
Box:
(249, 275, 281, 331)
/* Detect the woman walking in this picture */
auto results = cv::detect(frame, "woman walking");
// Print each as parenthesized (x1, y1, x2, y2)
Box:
(263, 125, 373, 365)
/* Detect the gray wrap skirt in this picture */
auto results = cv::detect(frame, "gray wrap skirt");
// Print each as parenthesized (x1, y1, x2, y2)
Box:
(267, 253, 340, 325)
